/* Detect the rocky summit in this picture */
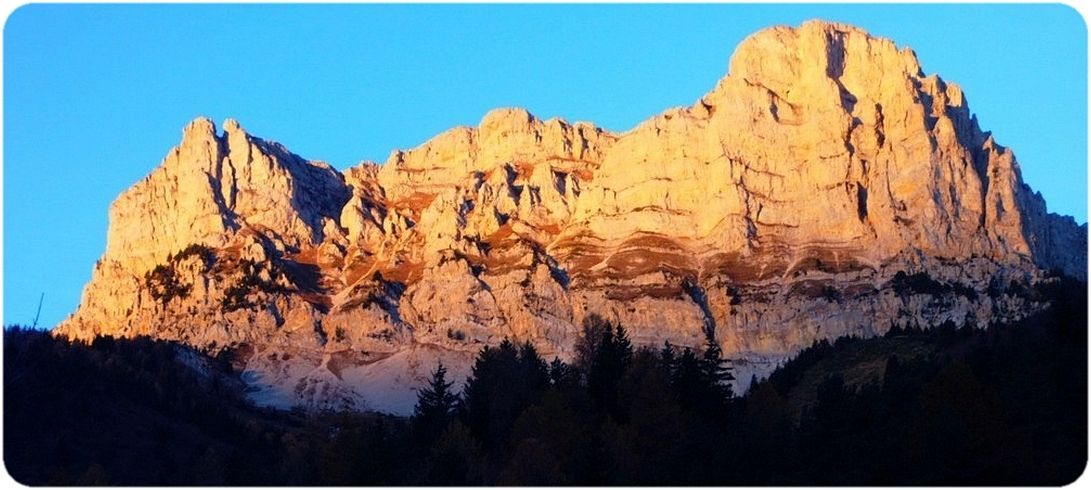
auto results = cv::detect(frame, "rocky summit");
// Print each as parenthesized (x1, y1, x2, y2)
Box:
(55, 20, 1086, 414)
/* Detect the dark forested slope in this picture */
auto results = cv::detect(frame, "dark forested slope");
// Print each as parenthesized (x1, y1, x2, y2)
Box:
(5, 276, 1086, 485)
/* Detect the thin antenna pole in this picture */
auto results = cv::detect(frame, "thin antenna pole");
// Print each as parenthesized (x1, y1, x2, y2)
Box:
(32, 293, 44, 329)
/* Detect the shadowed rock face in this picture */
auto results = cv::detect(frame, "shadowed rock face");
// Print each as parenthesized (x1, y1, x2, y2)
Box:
(55, 20, 1086, 413)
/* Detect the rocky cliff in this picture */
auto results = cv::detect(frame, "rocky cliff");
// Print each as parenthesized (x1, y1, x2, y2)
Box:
(55, 20, 1087, 413)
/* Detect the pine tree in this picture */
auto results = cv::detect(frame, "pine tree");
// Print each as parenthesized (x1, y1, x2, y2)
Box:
(613, 325, 633, 365)
(575, 314, 612, 374)
(460, 339, 550, 454)
(588, 322, 634, 418)
(700, 335, 735, 400)
(518, 341, 550, 390)
(660, 341, 677, 371)
(671, 347, 705, 409)
(412, 363, 460, 445)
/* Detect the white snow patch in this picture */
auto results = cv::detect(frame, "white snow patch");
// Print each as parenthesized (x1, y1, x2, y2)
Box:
(238, 344, 476, 415)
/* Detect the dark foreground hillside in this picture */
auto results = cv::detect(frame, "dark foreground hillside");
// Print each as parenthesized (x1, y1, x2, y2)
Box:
(4, 276, 1087, 485)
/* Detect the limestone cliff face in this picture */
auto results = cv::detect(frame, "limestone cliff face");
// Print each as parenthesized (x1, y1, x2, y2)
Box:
(56, 20, 1086, 413)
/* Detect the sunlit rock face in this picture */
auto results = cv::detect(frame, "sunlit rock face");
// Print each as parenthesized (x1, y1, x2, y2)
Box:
(55, 20, 1086, 413)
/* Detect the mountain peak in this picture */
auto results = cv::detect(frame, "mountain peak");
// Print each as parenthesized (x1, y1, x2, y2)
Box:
(178, 117, 249, 149)
(725, 20, 923, 96)
(479, 107, 537, 129)
(223, 117, 243, 133)
(177, 116, 220, 157)
(182, 116, 217, 137)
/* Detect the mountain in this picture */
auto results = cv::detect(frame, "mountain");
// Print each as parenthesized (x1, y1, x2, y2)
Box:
(54, 20, 1086, 413)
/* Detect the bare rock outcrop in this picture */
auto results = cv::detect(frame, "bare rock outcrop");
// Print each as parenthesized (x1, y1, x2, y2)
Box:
(56, 20, 1086, 413)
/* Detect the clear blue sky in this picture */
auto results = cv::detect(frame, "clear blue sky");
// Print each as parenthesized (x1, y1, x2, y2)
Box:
(4, 4, 1087, 329)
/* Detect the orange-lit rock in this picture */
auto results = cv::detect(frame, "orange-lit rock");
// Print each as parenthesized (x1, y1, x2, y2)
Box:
(55, 20, 1086, 413)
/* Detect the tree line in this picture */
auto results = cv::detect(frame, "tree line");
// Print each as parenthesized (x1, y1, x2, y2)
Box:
(4, 276, 1086, 485)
